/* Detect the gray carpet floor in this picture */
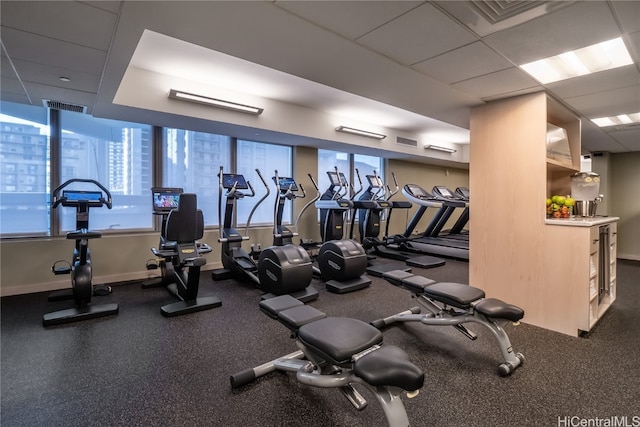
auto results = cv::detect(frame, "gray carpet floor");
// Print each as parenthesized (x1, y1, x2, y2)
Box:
(2, 258, 639, 427)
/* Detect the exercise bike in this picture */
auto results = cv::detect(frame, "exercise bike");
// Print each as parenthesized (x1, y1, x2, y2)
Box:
(231, 294, 425, 426)
(148, 191, 222, 317)
(212, 167, 318, 302)
(44, 178, 119, 326)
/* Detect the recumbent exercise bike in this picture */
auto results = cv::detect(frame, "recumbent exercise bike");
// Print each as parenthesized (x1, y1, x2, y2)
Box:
(149, 192, 222, 317)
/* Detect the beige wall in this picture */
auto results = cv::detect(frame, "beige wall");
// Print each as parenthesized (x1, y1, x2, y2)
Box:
(385, 160, 469, 237)
(610, 151, 640, 260)
(0, 148, 469, 296)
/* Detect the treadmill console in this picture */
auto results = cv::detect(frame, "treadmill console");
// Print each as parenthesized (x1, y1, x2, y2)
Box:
(432, 186, 457, 200)
(405, 184, 429, 199)
(151, 187, 183, 214)
(456, 187, 469, 200)
(222, 174, 249, 190)
(275, 176, 298, 191)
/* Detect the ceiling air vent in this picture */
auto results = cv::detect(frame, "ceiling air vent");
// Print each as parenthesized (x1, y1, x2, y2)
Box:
(42, 99, 87, 113)
(396, 136, 418, 147)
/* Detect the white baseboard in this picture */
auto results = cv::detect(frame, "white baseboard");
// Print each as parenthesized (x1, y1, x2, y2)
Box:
(0, 261, 223, 297)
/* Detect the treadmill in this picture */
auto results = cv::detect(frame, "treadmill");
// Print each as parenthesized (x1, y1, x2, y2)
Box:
(399, 183, 469, 261)
(439, 186, 469, 240)
(354, 172, 445, 272)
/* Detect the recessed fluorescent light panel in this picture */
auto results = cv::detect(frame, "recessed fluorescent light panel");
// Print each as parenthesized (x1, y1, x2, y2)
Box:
(168, 89, 263, 115)
(424, 144, 456, 153)
(335, 126, 386, 140)
(519, 37, 633, 84)
(591, 112, 640, 127)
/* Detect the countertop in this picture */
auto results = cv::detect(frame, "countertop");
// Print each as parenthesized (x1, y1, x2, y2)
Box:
(545, 216, 619, 227)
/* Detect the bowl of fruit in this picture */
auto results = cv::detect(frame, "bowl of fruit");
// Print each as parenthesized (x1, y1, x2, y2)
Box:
(546, 195, 575, 219)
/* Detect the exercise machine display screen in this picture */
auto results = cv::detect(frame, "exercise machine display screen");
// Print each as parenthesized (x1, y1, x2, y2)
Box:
(407, 184, 426, 198)
(276, 177, 298, 191)
(366, 175, 383, 188)
(151, 187, 183, 213)
(434, 186, 454, 197)
(222, 174, 249, 190)
(327, 172, 348, 186)
(62, 190, 103, 206)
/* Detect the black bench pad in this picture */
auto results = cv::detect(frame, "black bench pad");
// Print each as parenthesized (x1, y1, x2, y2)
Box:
(354, 346, 424, 391)
(298, 317, 383, 364)
(402, 275, 436, 293)
(259, 294, 303, 318)
(382, 270, 415, 286)
(475, 298, 524, 322)
(423, 282, 485, 309)
(278, 305, 327, 330)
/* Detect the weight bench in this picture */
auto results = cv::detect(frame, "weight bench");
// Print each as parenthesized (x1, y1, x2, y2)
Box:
(373, 270, 525, 376)
(231, 294, 424, 426)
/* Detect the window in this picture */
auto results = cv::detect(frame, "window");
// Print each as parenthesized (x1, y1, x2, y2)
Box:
(317, 149, 351, 198)
(0, 101, 50, 235)
(59, 111, 153, 231)
(354, 153, 384, 194)
(236, 140, 292, 226)
(162, 128, 231, 226)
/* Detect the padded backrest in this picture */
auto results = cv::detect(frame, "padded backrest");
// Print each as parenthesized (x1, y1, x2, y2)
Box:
(165, 193, 204, 243)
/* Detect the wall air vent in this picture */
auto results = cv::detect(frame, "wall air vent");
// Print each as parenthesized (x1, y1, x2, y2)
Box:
(42, 99, 87, 113)
(396, 136, 418, 147)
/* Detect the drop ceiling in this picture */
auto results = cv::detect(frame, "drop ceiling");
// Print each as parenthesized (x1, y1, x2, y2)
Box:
(1, 0, 639, 166)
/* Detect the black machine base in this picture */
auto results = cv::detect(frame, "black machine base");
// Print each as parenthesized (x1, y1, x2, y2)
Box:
(47, 284, 112, 301)
(326, 276, 372, 294)
(43, 303, 119, 326)
(160, 296, 222, 317)
(405, 255, 446, 269)
(261, 285, 319, 303)
(366, 263, 411, 278)
(211, 268, 234, 281)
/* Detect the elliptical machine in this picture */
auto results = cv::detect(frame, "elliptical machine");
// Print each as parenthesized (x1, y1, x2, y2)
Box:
(303, 168, 371, 293)
(212, 167, 317, 302)
(44, 178, 119, 326)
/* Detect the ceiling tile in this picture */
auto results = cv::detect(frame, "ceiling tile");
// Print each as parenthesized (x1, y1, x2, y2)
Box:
(0, 0, 117, 51)
(608, 127, 640, 151)
(625, 30, 640, 62)
(451, 67, 539, 99)
(483, 1, 621, 64)
(1, 28, 107, 76)
(0, 76, 25, 97)
(412, 41, 512, 84)
(275, 0, 422, 40)
(357, 2, 477, 65)
(565, 85, 640, 118)
(9, 58, 101, 93)
(611, 1, 640, 34)
(547, 66, 640, 99)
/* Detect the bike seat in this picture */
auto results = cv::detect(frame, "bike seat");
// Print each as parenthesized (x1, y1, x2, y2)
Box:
(298, 317, 383, 365)
(354, 345, 424, 391)
(423, 282, 485, 309)
(475, 298, 524, 322)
